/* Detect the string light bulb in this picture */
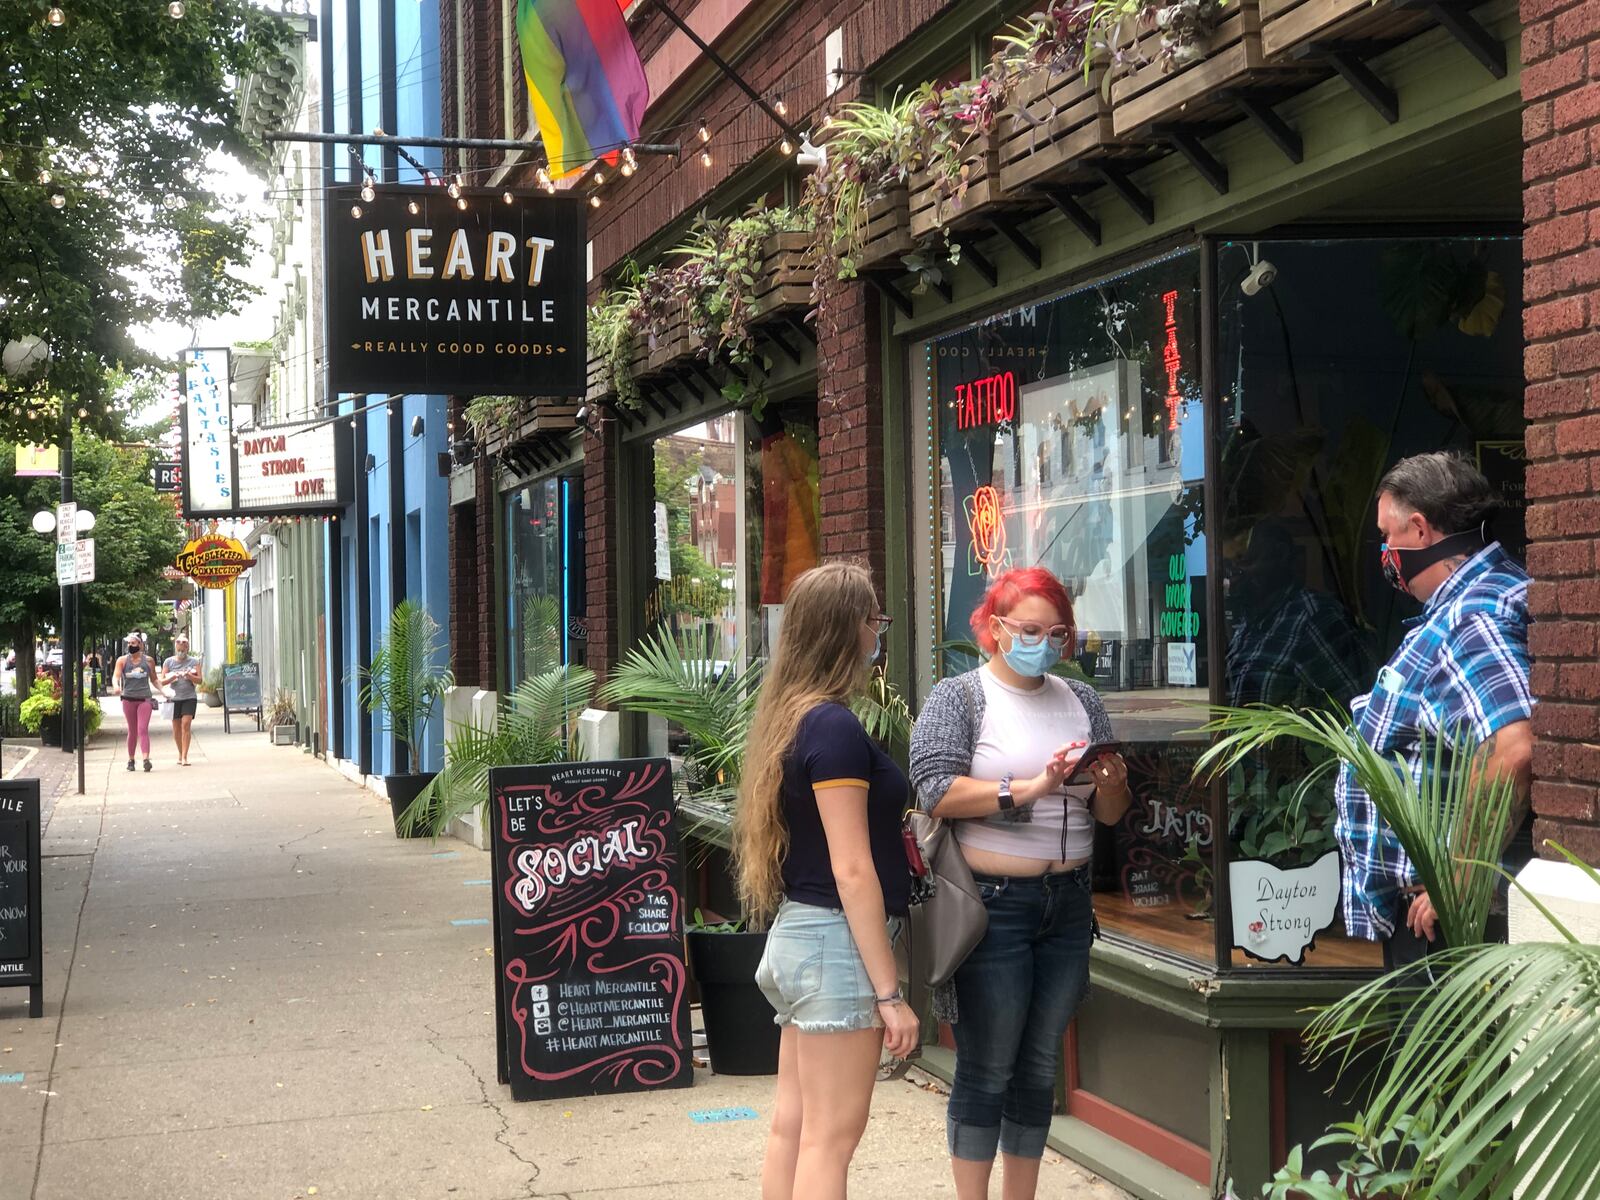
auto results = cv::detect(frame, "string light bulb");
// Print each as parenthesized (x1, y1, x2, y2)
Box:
(453, 173, 464, 188)
(350, 203, 363, 218)
(447, 182, 461, 199)
(360, 182, 375, 203)
(592, 170, 605, 186)
(619, 159, 635, 178)
(50, 193, 65, 209)
(535, 166, 552, 190)
(700, 148, 713, 168)
(697, 121, 711, 143)
(774, 95, 788, 117)
(780, 137, 794, 156)
(37, 169, 51, 185)
(406, 198, 419, 215)
(456, 197, 467, 210)
(502, 190, 513, 204)
(589, 193, 602, 208)
(168, 0, 185, 16)
(46, 8, 64, 26)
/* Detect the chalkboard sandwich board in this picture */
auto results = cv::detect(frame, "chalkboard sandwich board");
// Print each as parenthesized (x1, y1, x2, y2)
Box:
(222, 662, 263, 733)
(489, 758, 692, 1102)
(0, 780, 44, 1017)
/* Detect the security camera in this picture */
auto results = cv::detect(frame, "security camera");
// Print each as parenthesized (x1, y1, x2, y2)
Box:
(1241, 257, 1277, 297)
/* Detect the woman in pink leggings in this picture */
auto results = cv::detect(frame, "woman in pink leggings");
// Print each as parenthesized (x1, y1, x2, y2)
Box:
(112, 632, 156, 772)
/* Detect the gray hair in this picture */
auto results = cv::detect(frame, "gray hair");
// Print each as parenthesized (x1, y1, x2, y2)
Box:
(1378, 452, 1499, 535)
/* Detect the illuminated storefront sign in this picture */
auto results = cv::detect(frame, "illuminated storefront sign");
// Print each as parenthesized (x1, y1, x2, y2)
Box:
(1161, 291, 1182, 429)
(964, 485, 1011, 577)
(235, 419, 347, 513)
(954, 370, 1017, 430)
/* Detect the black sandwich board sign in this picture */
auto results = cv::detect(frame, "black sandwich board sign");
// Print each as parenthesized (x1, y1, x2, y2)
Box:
(488, 758, 692, 1102)
(0, 779, 44, 1017)
(222, 662, 263, 733)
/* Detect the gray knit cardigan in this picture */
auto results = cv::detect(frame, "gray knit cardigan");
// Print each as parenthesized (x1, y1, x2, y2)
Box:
(907, 668, 1113, 1023)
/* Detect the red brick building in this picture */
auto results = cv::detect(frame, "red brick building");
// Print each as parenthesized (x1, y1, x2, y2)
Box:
(436, 0, 1580, 1194)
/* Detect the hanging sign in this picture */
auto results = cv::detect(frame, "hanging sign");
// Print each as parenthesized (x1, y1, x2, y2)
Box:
(324, 187, 587, 398)
(234, 419, 351, 515)
(1228, 849, 1342, 965)
(0, 779, 44, 1018)
(176, 534, 254, 589)
(180, 348, 235, 516)
(488, 759, 691, 1102)
(14, 445, 59, 478)
(153, 461, 183, 493)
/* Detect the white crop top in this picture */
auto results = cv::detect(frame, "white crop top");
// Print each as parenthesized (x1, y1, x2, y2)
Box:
(953, 669, 1097, 863)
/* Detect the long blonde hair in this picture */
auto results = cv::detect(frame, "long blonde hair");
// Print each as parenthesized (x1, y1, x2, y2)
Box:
(734, 560, 878, 925)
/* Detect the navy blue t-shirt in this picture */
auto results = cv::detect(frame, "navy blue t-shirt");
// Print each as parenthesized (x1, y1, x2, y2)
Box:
(780, 701, 911, 916)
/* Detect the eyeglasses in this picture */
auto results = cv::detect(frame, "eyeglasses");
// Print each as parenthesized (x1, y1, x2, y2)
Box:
(870, 614, 893, 635)
(995, 614, 1071, 648)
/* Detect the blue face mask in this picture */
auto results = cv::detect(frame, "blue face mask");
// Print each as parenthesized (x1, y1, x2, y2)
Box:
(867, 628, 884, 667)
(1000, 635, 1060, 678)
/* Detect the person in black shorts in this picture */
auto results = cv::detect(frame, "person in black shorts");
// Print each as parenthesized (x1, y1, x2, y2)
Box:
(158, 635, 202, 766)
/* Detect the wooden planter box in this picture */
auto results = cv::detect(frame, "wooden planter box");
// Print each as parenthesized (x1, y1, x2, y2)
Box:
(645, 305, 690, 374)
(1111, 2, 1287, 137)
(585, 350, 613, 403)
(751, 231, 813, 321)
(1260, 0, 1429, 62)
(909, 131, 1009, 239)
(845, 186, 915, 273)
(997, 66, 1122, 192)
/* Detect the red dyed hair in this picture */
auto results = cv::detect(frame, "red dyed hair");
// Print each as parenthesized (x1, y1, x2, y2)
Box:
(970, 567, 1076, 655)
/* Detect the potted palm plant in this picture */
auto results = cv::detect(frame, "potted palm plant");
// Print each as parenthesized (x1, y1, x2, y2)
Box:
(356, 599, 453, 837)
(1198, 708, 1598, 1198)
(397, 663, 596, 839)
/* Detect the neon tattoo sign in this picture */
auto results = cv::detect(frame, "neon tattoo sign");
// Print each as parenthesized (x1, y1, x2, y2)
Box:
(1161, 290, 1182, 428)
(954, 371, 1017, 430)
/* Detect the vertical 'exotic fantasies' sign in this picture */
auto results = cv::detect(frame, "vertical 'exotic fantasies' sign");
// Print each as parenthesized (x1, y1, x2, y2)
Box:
(324, 187, 586, 397)
(489, 759, 691, 1102)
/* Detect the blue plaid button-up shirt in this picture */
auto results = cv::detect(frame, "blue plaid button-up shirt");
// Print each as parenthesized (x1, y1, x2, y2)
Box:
(1333, 543, 1533, 941)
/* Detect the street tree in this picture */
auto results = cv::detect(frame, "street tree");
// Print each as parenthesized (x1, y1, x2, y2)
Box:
(0, 0, 289, 445)
(0, 430, 186, 687)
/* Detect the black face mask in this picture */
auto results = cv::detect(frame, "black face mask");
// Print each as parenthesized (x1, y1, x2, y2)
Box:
(1379, 526, 1488, 593)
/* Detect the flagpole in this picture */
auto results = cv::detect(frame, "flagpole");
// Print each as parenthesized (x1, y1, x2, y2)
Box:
(646, 0, 802, 145)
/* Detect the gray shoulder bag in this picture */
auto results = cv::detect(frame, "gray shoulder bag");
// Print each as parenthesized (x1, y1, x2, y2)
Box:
(907, 674, 989, 988)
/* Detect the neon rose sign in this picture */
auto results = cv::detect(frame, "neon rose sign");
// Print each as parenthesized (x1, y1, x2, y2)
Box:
(964, 485, 1011, 577)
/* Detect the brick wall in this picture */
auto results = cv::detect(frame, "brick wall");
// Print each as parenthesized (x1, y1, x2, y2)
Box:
(1522, 0, 1600, 861)
(816, 274, 888, 595)
(583, 414, 621, 688)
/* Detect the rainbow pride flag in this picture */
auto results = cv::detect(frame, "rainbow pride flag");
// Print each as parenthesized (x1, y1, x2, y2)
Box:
(518, 0, 649, 179)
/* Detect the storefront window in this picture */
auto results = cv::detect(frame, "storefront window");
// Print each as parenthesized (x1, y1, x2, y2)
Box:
(505, 475, 586, 688)
(926, 248, 1214, 962)
(1215, 235, 1522, 970)
(645, 404, 820, 757)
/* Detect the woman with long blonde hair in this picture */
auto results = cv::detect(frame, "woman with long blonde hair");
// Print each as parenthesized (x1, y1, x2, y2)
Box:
(737, 561, 920, 1200)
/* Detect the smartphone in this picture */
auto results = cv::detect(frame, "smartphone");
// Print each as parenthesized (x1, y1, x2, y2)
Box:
(1067, 741, 1122, 783)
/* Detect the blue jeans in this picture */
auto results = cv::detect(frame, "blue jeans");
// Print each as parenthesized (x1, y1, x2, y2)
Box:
(948, 866, 1094, 1162)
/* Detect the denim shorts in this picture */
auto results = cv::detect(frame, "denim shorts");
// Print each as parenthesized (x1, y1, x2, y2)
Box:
(754, 899, 902, 1034)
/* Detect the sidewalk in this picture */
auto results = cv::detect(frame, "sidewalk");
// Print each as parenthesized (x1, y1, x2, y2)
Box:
(0, 702, 1130, 1200)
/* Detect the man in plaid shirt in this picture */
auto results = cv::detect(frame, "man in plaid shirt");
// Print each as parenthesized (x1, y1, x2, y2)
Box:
(1334, 453, 1534, 971)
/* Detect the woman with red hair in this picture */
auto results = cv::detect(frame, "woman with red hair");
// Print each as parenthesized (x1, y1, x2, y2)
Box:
(909, 567, 1132, 1200)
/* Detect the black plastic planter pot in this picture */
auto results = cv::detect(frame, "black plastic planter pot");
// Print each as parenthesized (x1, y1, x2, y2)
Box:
(39, 714, 61, 747)
(686, 929, 780, 1076)
(384, 771, 437, 838)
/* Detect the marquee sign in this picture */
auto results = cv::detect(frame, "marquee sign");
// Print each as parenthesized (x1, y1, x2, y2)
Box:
(324, 186, 587, 397)
(234, 419, 350, 514)
(176, 534, 255, 590)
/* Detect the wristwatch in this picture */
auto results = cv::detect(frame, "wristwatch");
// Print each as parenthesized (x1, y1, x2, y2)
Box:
(997, 773, 1015, 811)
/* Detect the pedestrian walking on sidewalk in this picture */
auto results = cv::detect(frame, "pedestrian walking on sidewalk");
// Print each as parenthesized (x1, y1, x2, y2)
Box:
(158, 635, 201, 766)
(909, 567, 1133, 1200)
(738, 561, 919, 1200)
(112, 632, 157, 772)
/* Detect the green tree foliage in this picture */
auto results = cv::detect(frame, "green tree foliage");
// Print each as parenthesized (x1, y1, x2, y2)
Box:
(0, 0, 289, 443)
(0, 431, 185, 680)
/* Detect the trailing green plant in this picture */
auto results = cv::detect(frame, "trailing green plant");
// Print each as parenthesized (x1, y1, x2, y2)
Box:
(675, 205, 807, 377)
(399, 664, 595, 837)
(354, 599, 454, 775)
(1194, 705, 1600, 1200)
(588, 283, 642, 410)
(687, 908, 747, 934)
(201, 666, 225, 695)
(463, 395, 529, 441)
(803, 93, 925, 284)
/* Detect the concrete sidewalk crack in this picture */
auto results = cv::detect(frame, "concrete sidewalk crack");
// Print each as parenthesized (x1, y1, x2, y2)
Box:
(423, 1021, 541, 1197)
(278, 825, 325, 874)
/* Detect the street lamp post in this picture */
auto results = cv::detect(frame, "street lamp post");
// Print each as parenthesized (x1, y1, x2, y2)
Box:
(32, 504, 95, 796)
